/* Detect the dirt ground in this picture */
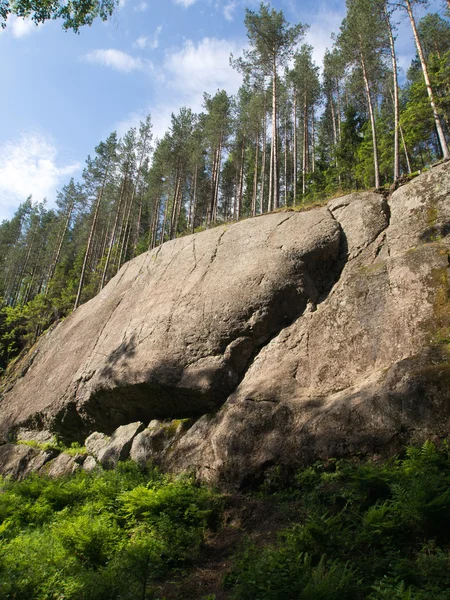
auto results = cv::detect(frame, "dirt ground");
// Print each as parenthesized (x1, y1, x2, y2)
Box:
(156, 494, 303, 600)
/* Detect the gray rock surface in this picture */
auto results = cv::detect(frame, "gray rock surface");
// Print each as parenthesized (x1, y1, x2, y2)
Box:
(0, 209, 341, 442)
(97, 422, 145, 468)
(0, 444, 54, 479)
(130, 419, 191, 465)
(82, 456, 98, 472)
(42, 452, 81, 478)
(85, 432, 109, 459)
(1, 162, 450, 486)
(166, 162, 450, 485)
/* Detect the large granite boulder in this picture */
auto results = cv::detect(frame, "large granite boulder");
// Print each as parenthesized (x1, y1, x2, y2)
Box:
(0, 209, 341, 443)
(0, 444, 54, 480)
(1, 161, 450, 486)
(166, 162, 450, 485)
(96, 422, 145, 468)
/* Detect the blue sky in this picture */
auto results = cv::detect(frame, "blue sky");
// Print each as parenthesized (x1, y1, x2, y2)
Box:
(0, 0, 446, 220)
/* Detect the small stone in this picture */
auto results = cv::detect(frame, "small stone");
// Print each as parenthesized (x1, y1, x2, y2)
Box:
(85, 432, 109, 459)
(97, 422, 145, 468)
(82, 456, 98, 472)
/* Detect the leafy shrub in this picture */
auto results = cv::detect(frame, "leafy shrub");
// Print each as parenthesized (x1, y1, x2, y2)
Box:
(0, 462, 220, 599)
(226, 441, 450, 600)
(228, 549, 358, 600)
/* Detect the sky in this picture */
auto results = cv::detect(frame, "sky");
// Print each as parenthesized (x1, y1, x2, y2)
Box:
(0, 0, 446, 221)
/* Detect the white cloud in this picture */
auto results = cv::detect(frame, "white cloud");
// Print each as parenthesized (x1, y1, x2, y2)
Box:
(134, 0, 148, 10)
(10, 16, 36, 38)
(134, 26, 162, 50)
(115, 104, 172, 144)
(134, 35, 149, 49)
(163, 37, 243, 102)
(0, 15, 40, 38)
(223, 2, 237, 22)
(83, 49, 153, 73)
(174, 0, 197, 7)
(0, 132, 80, 221)
(115, 37, 244, 153)
(304, 8, 345, 69)
(151, 25, 162, 49)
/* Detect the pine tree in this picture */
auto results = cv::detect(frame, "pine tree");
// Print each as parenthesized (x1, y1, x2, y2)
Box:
(203, 90, 232, 226)
(394, 0, 449, 159)
(74, 132, 118, 310)
(233, 2, 306, 211)
(338, 0, 389, 189)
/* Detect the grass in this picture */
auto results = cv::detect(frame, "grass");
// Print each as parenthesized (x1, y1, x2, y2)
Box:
(17, 438, 88, 456)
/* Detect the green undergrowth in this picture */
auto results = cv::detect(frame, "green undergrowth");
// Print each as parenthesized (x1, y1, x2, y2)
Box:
(17, 439, 88, 456)
(0, 461, 221, 600)
(2, 441, 450, 599)
(225, 440, 450, 600)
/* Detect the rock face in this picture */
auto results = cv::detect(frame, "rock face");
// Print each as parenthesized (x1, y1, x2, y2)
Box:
(0, 444, 55, 479)
(1, 162, 450, 486)
(0, 209, 340, 442)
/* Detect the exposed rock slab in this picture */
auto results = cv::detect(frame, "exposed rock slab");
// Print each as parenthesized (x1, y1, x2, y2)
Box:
(167, 163, 450, 485)
(42, 452, 82, 478)
(0, 210, 341, 442)
(130, 419, 191, 466)
(97, 421, 145, 468)
(1, 162, 450, 486)
(0, 444, 54, 480)
(85, 432, 109, 459)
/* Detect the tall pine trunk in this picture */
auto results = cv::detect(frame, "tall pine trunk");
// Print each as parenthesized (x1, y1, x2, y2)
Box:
(330, 94, 338, 165)
(160, 181, 172, 246)
(12, 226, 38, 306)
(252, 127, 259, 217)
(404, 0, 449, 159)
(293, 93, 297, 205)
(170, 173, 181, 239)
(399, 123, 412, 174)
(336, 81, 342, 140)
(148, 194, 161, 250)
(45, 199, 74, 294)
(302, 94, 308, 197)
(213, 137, 222, 223)
(284, 114, 288, 206)
(190, 166, 198, 233)
(117, 151, 146, 270)
(268, 135, 274, 212)
(360, 47, 380, 189)
(74, 185, 104, 310)
(237, 138, 246, 219)
(272, 58, 279, 209)
(260, 96, 267, 214)
(384, 4, 400, 181)
(132, 194, 144, 255)
(100, 174, 128, 291)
